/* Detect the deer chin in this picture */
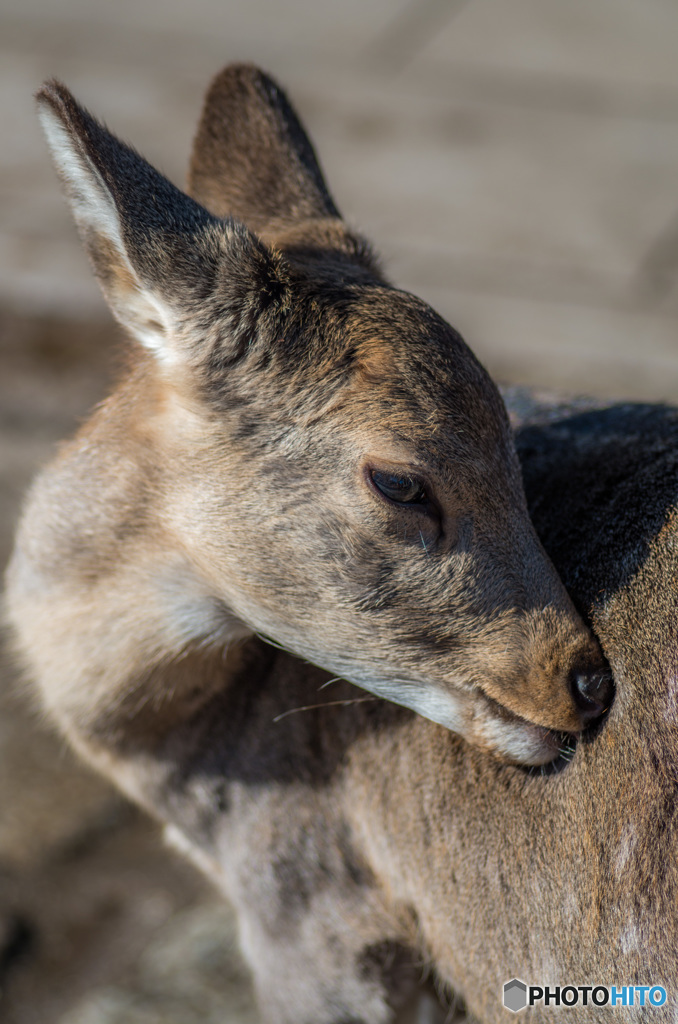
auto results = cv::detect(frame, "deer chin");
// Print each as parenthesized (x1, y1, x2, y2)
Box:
(468, 689, 581, 765)
(470, 711, 572, 766)
(357, 677, 574, 766)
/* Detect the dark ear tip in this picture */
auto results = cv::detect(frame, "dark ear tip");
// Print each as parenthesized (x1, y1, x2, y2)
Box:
(202, 63, 282, 112)
(206, 62, 270, 90)
(35, 79, 76, 118)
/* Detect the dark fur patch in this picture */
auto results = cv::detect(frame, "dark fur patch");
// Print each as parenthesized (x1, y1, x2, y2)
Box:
(357, 940, 420, 1006)
(517, 404, 678, 607)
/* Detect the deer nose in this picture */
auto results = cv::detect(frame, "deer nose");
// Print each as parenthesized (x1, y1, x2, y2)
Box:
(570, 667, 614, 723)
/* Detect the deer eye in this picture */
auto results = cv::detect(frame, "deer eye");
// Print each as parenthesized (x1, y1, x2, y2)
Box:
(370, 470, 427, 506)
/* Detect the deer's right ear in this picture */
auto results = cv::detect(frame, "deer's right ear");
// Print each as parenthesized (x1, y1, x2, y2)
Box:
(37, 80, 287, 366)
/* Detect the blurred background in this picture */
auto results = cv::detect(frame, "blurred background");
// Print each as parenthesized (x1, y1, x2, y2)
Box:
(1, 1, 677, 1021)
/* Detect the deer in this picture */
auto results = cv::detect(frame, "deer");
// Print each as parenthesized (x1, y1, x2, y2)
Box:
(4, 64, 611, 772)
(11, 393, 678, 1023)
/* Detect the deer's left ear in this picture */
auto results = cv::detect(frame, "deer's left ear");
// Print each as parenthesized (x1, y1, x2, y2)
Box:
(37, 79, 289, 368)
(187, 63, 340, 233)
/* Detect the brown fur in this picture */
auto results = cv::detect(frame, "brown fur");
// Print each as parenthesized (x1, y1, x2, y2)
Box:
(6, 64, 610, 787)
(5, 65, 674, 1022)
(19, 398, 678, 1023)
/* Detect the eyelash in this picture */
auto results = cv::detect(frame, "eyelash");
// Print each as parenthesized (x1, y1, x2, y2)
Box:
(369, 469, 428, 507)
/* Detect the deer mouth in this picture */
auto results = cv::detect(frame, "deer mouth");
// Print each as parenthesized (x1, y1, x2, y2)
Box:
(357, 676, 577, 765)
(471, 670, 614, 765)
(473, 710, 575, 765)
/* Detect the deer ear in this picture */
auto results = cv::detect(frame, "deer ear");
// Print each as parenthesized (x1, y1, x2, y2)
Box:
(37, 79, 286, 365)
(187, 63, 340, 234)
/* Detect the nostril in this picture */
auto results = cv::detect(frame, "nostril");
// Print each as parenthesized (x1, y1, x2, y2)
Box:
(570, 667, 614, 721)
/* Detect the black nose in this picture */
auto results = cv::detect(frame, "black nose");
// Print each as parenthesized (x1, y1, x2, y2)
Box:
(570, 667, 614, 722)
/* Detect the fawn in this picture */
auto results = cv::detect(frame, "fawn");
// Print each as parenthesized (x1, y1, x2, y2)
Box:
(5, 64, 612, 775)
(14, 397, 678, 1023)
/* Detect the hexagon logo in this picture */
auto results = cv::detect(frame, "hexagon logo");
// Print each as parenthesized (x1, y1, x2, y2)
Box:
(503, 978, 528, 1012)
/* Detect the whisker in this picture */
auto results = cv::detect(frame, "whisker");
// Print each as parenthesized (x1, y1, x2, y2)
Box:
(272, 696, 379, 723)
(318, 676, 345, 690)
(253, 631, 293, 654)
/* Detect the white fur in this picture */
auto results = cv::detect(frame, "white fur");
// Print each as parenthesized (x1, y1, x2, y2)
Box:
(38, 104, 123, 248)
(353, 678, 467, 735)
(620, 922, 642, 955)
(164, 824, 223, 879)
(615, 823, 637, 879)
(347, 678, 554, 764)
(38, 101, 175, 362)
(157, 562, 253, 649)
(664, 673, 678, 722)
(475, 714, 557, 765)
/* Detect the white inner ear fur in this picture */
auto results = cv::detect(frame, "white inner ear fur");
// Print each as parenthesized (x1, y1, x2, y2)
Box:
(38, 103, 176, 363)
